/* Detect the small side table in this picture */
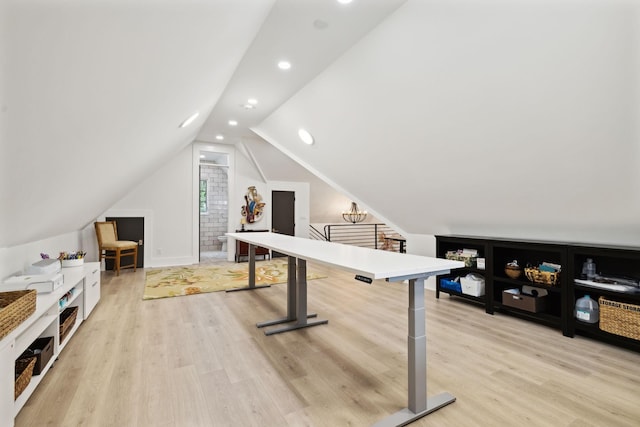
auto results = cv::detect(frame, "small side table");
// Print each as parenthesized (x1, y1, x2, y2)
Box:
(234, 229, 271, 262)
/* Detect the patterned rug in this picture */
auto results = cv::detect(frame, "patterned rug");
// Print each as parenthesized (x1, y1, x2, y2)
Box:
(143, 260, 326, 300)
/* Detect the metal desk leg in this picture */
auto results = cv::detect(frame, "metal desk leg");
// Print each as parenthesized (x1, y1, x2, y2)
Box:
(263, 258, 327, 335)
(257, 256, 317, 328)
(226, 244, 271, 292)
(373, 277, 455, 427)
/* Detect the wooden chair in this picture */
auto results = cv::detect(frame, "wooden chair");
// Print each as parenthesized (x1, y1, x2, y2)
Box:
(94, 221, 138, 276)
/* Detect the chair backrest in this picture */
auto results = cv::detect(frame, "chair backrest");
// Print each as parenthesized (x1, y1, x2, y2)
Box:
(95, 221, 118, 246)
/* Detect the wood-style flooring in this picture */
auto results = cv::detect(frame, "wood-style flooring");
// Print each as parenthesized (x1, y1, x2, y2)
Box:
(16, 262, 640, 426)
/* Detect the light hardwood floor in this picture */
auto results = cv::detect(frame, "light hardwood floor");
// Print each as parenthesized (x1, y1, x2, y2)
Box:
(16, 262, 640, 427)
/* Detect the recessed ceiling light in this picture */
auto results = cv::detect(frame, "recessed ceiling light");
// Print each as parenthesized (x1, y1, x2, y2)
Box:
(278, 60, 291, 70)
(337, 0, 353, 4)
(228, 120, 238, 126)
(200, 154, 205, 159)
(242, 104, 255, 110)
(247, 98, 258, 105)
(215, 135, 224, 140)
(298, 128, 314, 145)
(179, 111, 199, 128)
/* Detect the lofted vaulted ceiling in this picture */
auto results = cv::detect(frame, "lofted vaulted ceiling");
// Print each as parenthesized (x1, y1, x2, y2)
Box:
(251, 0, 640, 245)
(1, 0, 404, 247)
(2, 0, 640, 249)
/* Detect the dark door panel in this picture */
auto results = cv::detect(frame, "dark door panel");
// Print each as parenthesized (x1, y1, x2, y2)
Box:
(271, 191, 295, 258)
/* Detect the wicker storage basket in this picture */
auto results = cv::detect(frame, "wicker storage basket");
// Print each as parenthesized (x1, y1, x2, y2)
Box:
(59, 306, 79, 343)
(0, 290, 37, 340)
(598, 297, 640, 341)
(15, 356, 37, 399)
(524, 267, 560, 287)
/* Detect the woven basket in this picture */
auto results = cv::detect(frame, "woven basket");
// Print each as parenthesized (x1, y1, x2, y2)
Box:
(59, 306, 79, 343)
(0, 290, 37, 340)
(524, 267, 560, 287)
(15, 356, 37, 400)
(599, 297, 640, 341)
(504, 265, 522, 280)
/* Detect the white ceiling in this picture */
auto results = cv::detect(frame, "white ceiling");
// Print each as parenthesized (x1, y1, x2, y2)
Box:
(252, 0, 640, 245)
(3, 0, 640, 249)
(197, 0, 407, 143)
(0, 0, 405, 247)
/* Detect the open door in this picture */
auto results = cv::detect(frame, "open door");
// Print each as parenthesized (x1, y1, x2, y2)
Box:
(271, 191, 295, 258)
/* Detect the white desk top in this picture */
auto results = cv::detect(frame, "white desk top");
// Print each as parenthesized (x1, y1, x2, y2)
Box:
(227, 232, 464, 281)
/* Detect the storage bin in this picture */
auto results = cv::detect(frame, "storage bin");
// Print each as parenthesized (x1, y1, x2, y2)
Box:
(460, 274, 485, 297)
(14, 356, 37, 400)
(0, 290, 37, 340)
(502, 289, 546, 313)
(19, 336, 54, 375)
(599, 297, 640, 341)
(59, 306, 79, 343)
(524, 267, 560, 287)
(439, 278, 462, 293)
(61, 258, 84, 268)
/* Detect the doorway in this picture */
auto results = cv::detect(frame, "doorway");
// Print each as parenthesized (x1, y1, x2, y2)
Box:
(105, 217, 144, 269)
(199, 152, 229, 263)
(271, 190, 295, 258)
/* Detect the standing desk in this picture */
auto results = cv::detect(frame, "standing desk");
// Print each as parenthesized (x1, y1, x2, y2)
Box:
(226, 232, 464, 427)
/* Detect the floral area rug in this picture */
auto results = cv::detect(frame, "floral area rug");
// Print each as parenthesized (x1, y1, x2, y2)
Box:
(143, 260, 326, 300)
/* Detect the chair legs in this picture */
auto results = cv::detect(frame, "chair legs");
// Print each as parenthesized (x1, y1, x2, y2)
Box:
(116, 248, 121, 276)
(102, 247, 138, 276)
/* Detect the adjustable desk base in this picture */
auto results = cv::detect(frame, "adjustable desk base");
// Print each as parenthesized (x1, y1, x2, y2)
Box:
(227, 234, 458, 426)
(225, 284, 270, 293)
(263, 318, 328, 336)
(226, 244, 270, 293)
(256, 313, 318, 328)
(372, 392, 456, 427)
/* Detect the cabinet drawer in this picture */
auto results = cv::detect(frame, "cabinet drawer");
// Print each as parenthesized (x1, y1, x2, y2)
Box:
(83, 263, 101, 319)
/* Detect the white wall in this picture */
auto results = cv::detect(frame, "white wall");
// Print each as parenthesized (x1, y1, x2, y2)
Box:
(107, 145, 195, 267)
(0, 231, 81, 280)
(98, 140, 314, 268)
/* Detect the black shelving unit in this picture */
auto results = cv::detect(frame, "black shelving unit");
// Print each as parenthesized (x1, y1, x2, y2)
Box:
(489, 239, 567, 334)
(435, 235, 640, 352)
(568, 244, 640, 352)
(435, 236, 490, 310)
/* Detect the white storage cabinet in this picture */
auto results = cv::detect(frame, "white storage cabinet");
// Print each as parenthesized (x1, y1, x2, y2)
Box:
(0, 262, 101, 427)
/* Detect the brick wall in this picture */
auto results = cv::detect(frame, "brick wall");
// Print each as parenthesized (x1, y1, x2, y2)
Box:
(199, 165, 229, 251)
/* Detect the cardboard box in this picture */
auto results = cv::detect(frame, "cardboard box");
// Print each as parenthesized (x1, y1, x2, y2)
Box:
(502, 289, 547, 313)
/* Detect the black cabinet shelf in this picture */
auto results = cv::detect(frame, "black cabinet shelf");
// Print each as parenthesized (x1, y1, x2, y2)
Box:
(567, 245, 640, 343)
(493, 277, 562, 293)
(435, 236, 490, 311)
(574, 322, 640, 352)
(573, 284, 640, 300)
(437, 288, 485, 304)
(436, 235, 640, 353)
(493, 302, 561, 327)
